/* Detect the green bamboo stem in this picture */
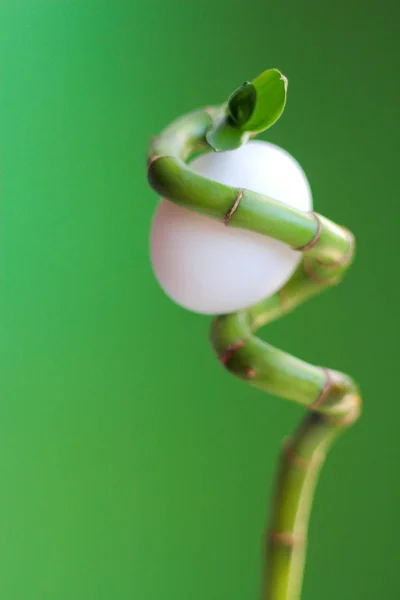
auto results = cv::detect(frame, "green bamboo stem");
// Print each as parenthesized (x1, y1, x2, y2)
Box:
(263, 413, 340, 600)
(147, 96, 361, 600)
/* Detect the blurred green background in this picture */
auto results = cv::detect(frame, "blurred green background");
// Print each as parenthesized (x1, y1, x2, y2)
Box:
(1, 1, 398, 599)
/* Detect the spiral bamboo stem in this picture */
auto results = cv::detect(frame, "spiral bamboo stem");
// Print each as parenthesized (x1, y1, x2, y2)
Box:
(147, 96, 361, 600)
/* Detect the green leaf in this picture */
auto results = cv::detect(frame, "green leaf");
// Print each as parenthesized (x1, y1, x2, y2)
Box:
(227, 82, 257, 127)
(229, 69, 288, 134)
(206, 112, 250, 152)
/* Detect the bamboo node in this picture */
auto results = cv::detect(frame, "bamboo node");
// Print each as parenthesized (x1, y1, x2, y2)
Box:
(220, 339, 245, 365)
(296, 212, 322, 251)
(224, 189, 244, 225)
(308, 368, 334, 410)
(269, 530, 306, 548)
(303, 256, 341, 285)
(283, 438, 325, 469)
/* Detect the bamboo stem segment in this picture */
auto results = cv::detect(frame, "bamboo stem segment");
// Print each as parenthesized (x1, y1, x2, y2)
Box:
(147, 102, 361, 600)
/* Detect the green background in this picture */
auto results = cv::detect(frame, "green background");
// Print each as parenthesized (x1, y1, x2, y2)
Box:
(1, 1, 398, 598)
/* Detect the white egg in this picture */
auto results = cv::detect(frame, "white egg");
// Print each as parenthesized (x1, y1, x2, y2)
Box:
(150, 140, 312, 315)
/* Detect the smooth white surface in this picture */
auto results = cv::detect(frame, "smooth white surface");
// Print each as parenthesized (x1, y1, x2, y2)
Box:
(150, 140, 313, 315)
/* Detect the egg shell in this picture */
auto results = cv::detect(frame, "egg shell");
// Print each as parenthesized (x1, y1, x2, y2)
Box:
(150, 140, 312, 315)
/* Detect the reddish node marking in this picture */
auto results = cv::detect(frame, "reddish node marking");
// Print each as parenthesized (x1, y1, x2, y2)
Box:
(284, 440, 325, 470)
(224, 189, 244, 226)
(245, 367, 257, 378)
(308, 368, 334, 410)
(296, 212, 322, 251)
(284, 446, 311, 469)
(220, 339, 245, 365)
(219, 341, 255, 377)
(269, 530, 305, 548)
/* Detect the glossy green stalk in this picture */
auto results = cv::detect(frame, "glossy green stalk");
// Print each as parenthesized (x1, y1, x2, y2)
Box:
(147, 72, 361, 600)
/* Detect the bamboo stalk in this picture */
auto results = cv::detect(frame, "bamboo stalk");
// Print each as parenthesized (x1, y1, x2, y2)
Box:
(263, 413, 339, 600)
(147, 75, 361, 599)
